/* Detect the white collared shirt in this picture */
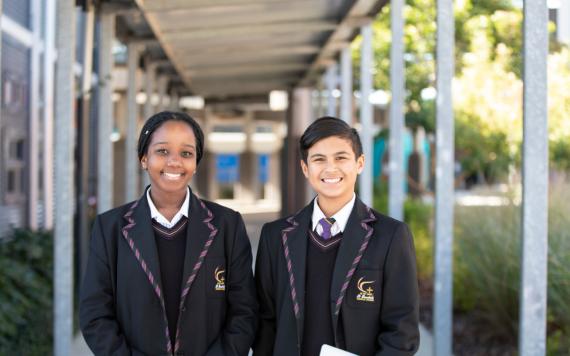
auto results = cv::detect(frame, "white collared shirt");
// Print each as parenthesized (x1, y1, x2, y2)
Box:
(146, 187, 190, 228)
(312, 193, 356, 236)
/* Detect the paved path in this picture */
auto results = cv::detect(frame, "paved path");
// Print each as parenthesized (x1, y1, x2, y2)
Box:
(73, 211, 434, 355)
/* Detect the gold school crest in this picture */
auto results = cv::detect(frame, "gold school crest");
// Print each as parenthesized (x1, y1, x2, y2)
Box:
(214, 267, 226, 291)
(356, 277, 375, 302)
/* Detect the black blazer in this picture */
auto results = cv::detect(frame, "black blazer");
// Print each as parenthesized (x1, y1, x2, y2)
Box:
(79, 189, 257, 356)
(253, 197, 419, 356)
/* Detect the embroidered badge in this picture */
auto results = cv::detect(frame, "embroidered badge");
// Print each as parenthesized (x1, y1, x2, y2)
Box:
(214, 266, 226, 291)
(356, 277, 375, 302)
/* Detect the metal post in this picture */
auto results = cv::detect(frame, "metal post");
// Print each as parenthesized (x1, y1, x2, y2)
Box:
(389, 0, 404, 220)
(29, 0, 41, 229)
(0, 0, 3, 202)
(126, 42, 141, 202)
(54, 1, 76, 355)
(340, 46, 352, 124)
(97, 9, 115, 214)
(143, 60, 157, 189)
(519, 1, 548, 355)
(325, 63, 338, 116)
(434, 0, 454, 355)
(43, 0, 56, 229)
(359, 24, 373, 207)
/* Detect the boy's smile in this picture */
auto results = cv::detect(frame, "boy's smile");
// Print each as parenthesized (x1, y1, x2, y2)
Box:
(301, 136, 364, 215)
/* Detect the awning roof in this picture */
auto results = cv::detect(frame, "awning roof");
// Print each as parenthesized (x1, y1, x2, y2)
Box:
(118, 0, 387, 101)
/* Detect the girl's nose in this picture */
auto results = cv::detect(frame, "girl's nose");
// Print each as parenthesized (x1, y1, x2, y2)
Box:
(167, 155, 181, 166)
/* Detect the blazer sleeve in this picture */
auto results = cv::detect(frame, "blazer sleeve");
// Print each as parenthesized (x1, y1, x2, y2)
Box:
(79, 216, 132, 356)
(375, 223, 420, 356)
(205, 212, 258, 356)
(252, 224, 276, 356)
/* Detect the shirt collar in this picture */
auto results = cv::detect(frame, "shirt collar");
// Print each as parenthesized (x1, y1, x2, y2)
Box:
(311, 193, 356, 235)
(146, 187, 190, 229)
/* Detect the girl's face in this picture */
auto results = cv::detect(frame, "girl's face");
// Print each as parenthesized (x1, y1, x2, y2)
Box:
(140, 120, 197, 197)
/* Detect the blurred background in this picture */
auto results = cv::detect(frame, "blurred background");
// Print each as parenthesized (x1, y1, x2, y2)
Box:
(0, 0, 567, 355)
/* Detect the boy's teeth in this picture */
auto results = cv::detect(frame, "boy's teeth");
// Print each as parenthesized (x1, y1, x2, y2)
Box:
(323, 178, 341, 183)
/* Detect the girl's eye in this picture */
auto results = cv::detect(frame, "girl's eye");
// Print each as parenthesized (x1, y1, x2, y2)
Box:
(181, 151, 194, 158)
(156, 148, 168, 155)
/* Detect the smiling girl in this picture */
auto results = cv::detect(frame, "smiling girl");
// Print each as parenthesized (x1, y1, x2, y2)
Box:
(80, 111, 257, 356)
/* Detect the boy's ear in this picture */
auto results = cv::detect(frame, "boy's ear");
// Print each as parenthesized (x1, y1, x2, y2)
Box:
(356, 154, 364, 174)
(300, 160, 309, 178)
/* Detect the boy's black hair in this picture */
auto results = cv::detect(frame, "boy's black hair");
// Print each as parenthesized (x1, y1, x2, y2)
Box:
(137, 111, 205, 164)
(299, 116, 363, 162)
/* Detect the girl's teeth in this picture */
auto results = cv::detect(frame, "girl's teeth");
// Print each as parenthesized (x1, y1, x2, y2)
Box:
(164, 173, 181, 179)
(323, 178, 341, 183)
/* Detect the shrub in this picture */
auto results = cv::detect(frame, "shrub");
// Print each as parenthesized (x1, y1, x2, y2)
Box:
(454, 182, 570, 353)
(0, 229, 53, 355)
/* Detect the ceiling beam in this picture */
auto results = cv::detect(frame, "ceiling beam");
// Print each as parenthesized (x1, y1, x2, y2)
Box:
(137, 0, 317, 12)
(160, 20, 337, 41)
(186, 63, 307, 79)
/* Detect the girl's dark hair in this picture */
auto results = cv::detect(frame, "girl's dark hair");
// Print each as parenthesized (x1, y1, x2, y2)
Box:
(299, 116, 363, 162)
(137, 111, 205, 164)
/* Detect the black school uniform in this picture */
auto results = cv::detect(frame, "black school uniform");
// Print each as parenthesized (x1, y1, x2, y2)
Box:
(79, 188, 257, 356)
(253, 197, 419, 356)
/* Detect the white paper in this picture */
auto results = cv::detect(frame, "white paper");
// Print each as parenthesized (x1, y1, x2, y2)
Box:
(319, 344, 359, 356)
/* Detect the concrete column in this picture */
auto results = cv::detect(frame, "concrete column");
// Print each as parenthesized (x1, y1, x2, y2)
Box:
(240, 113, 259, 202)
(519, 1, 549, 355)
(157, 74, 168, 112)
(28, 0, 42, 229)
(169, 90, 179, 111)
(97, 9, 115, 214)
(54, 1, 76, 355)
(126, 42, 141, 202)
(325, 63, 338, 116)
(340, 47, 353, 124)
(42, 0, 56, 229)
(282, 88, 314, 215)
(359, 24, 373, 207)
(434, 0, 455, 355)
(388, 0, 405, 221)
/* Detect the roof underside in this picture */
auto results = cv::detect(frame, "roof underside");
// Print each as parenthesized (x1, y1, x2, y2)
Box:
(119, 0, 387, 101)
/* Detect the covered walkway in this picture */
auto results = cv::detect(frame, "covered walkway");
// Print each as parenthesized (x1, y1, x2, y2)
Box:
(0, 0, 551, 355)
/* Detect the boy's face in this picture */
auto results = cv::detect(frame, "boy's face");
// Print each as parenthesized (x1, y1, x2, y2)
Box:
(300, 136, 364, 207)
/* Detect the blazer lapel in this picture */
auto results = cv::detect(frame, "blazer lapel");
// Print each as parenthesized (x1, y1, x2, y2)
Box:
(179, 191, 216, 299)
(281, 203, 312, 346)
(121, 193, 164, 301)
(330, 198, 377, 343)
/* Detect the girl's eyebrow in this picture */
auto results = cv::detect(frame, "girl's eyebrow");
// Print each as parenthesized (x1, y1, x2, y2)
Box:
(151, 141, 195, 149)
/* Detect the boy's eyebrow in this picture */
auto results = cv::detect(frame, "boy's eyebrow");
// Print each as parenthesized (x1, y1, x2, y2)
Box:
(308, 151, 351, 158)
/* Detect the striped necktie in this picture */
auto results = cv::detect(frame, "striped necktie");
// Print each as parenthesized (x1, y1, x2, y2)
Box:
(317, 217, 336, 240)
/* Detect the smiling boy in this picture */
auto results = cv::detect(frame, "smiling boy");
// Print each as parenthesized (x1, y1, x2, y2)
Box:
(253, 117, 419, 356)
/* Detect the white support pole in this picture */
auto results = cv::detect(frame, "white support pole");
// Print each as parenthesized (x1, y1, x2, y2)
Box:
(359, 23, 373, 207)
(388, 0, 405, 221)
(434, 0, 455, 355)
(0, 0, 3, 201)
(42, 0, 56, 230)
(519, 1, 549, 355)
(126, 42, 141, 202)
(325, 63, 338, 117)
(97, 9, 115, 214)
(54, 1, 76, 355)
(28, 0, 41, 229)
(340, 46, 353, 124)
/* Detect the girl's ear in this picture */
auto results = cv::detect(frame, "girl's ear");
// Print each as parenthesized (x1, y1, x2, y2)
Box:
(141, 157, 148, 170)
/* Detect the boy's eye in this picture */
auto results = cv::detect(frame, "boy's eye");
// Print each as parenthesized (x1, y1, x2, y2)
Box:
(336, 156, 347, 160)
